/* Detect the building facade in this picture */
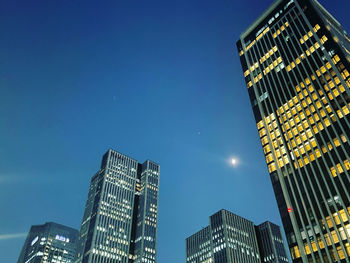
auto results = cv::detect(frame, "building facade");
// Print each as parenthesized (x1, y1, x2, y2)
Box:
(75, 149, 160, 263)
(186, 226, 213, 263)
(17, 222, 79, 263)
(256, 221, 289, 263)
(237, 0, 350, 262)
(186, 209, 286, 263)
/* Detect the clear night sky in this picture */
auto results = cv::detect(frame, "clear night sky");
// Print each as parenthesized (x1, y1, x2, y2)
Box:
(1, 0, 349, 262)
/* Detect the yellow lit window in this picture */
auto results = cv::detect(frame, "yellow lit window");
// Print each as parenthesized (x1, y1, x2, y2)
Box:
(327, 142, 333, 150)
(336, 163, 344, 174)
(305, 143, 311, 151)
(341, 134, 347, 143)
(322, 146, 327, 153)
(318, 122, 324, 130)
(268, 162, 276, 172)
(315, 149, 321, 158)
(334, 138, 341, 147)
(323, 117, 330, 126)
(306, 129, 313, 138)
(304, 244, 311, 255)
(261, 137, 268, 145)
(338, 109, 344, 118)
(331, 167, 337, 177)
(301, 134, 307, 142)
(266, 153, 274, 163)
(291, 246, 301, 259)
(344, 160, 350, 170)
(310, 153, 315, 161)
(329, 81, 335, 89)
(332, 230, 340, 243)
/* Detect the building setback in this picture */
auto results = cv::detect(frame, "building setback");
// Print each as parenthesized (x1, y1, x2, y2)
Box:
(17, 222, 79, 263)
(237, 0, 350, 262)
(75, 149, 160, 263)
(186, 209, 288, 263)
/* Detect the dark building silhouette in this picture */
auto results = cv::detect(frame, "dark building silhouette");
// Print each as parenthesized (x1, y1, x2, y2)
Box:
(256, 221, 289, 263)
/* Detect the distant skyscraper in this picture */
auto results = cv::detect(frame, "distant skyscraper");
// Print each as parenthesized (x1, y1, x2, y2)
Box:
(17, 222, 79, 263)
(186, 209, 287, 263)
(256, 221, 289, 263)
(75, 149, 160, 263)
(186, 226, 213, 263)
(237, 0, 350, 262)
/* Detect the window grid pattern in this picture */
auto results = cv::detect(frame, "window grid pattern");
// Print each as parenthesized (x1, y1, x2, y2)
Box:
(17, 222, 79, 263)
(76, 150, 160, 263)
(237, 0, 350, 262)
(186, 210, 275, 263)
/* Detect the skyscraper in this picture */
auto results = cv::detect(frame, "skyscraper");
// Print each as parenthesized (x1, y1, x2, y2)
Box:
(17, 222, 79, 263)
(75, 149, 159, 263)
(186, 226, 213, 263)
(237, 0, 350, 262)
(186, 209, 287, 263)
(256, 221, 289, 263)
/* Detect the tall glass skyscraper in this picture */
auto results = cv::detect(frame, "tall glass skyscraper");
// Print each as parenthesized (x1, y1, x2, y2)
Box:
(17, 222, 79, 263)
(237, 0, 350, 262)
(75, 149, 159, 263)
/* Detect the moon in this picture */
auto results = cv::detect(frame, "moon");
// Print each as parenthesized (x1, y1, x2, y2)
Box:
(231, 158, 237, 166)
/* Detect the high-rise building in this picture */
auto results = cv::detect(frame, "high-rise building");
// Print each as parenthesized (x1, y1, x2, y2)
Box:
(75, 149, 159, 263)
(237, 0, 350, 262)
(256, 221, 289, 263)
(17, 222, 79, 263)
(186, 226, 213, 263)
(186, 209, 287, 263)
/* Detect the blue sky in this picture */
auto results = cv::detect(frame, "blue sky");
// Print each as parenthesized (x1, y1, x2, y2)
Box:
(1, 0, 349, 262)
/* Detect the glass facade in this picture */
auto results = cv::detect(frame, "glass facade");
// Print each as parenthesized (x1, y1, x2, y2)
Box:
(256, 221, 289, 263)
(186, 226, 213, 263)
(17, 222, 79, 263)
(186, 209, 282, 263)
(75, 149, 159, 263)
(237, 0, 350, 262)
